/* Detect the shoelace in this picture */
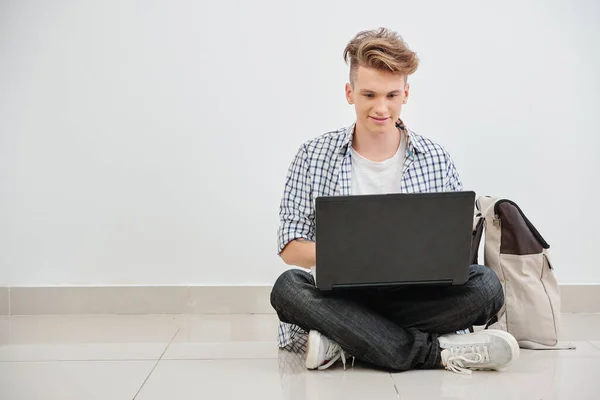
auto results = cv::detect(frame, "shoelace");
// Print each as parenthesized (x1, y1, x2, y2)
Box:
(317, 342, 356, 371)
(445, 345, 490, 375)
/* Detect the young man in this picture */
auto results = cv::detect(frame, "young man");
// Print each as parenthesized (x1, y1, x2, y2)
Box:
(270, 28, 519, 374)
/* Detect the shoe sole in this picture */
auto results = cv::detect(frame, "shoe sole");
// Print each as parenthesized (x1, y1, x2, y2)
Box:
(305, 330, 321, 370)
(482, 329, 521, 369)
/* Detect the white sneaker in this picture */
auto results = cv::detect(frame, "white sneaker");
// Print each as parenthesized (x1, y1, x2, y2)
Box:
(305, 330, 353, 370)
(439, 329, 519, 375)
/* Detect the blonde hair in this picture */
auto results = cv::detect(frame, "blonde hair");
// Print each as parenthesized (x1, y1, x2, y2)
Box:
(343, 27, 419, 85)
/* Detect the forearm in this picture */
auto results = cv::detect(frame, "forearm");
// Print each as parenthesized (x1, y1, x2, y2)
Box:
(280, 239, 316, 270)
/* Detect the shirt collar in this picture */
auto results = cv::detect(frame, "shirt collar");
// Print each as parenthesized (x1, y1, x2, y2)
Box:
(338, 118, 425, 156)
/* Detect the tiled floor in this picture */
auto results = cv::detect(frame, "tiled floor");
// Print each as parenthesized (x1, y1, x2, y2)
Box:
(0, 314, 599, 399)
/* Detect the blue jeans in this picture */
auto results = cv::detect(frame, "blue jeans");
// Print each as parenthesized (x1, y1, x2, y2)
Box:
(270, 265, 504, 371)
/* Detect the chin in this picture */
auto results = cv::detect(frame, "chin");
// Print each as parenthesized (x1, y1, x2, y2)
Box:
(370, 123, 391, 133)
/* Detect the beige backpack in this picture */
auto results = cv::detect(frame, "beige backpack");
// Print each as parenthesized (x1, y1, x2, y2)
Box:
(472, 196, 574, 350)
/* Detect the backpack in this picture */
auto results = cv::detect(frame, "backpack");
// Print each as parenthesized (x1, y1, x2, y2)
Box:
(471, 196, 574, 350)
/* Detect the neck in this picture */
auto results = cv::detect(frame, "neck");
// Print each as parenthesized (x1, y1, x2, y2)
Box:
(352, 122, 401, 162)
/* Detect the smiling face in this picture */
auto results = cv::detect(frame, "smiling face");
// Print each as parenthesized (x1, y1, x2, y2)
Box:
(345, 65, 410, 136)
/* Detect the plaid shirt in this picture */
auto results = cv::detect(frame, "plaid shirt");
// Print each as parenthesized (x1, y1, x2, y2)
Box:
(276, 119, 464, 348)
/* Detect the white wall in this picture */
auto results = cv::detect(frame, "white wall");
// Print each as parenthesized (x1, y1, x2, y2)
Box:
(1, 0, 598, 286)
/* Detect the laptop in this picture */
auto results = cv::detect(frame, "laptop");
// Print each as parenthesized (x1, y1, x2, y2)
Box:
(314, 191, 475, 291)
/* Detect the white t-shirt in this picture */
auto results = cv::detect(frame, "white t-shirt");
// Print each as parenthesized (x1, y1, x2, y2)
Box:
(350, 136, 406, 195)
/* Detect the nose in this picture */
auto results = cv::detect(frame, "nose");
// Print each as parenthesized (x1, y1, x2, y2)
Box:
(373, 98, 388, 115)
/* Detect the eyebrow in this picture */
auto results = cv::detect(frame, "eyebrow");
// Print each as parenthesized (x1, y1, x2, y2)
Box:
(359, 90, 401, 95)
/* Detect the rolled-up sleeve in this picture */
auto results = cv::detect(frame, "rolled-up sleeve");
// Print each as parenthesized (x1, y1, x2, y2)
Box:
(444, 150, 463, 192)
(277, 144, 315, 255)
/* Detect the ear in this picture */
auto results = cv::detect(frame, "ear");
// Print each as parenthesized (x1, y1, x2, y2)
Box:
(345, 83, 354, 105)
(402, 82, 410, 104)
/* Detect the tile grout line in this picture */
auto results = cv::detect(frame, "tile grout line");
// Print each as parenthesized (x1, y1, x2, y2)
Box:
(132, 327, 181, 400)
(389, 373, 401, 399)
(589, 341, 600, 351)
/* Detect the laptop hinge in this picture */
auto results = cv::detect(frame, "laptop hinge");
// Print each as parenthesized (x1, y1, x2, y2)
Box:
(331, 279, 454, 290)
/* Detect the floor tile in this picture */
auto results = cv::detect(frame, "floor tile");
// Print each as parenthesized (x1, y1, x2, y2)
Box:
(1, 313, 599, 399)
(0, 343, 168, 362)
(136, 355, 399, 400)
(171, 313, 280, 342)
(0, 317, 8, 345)
(391, 341, 600, 400)
(163, 341, 278, 360)
(0, 360, 155, 400)
(0, 315, 178, 361)
(162, 313, 280, 359)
